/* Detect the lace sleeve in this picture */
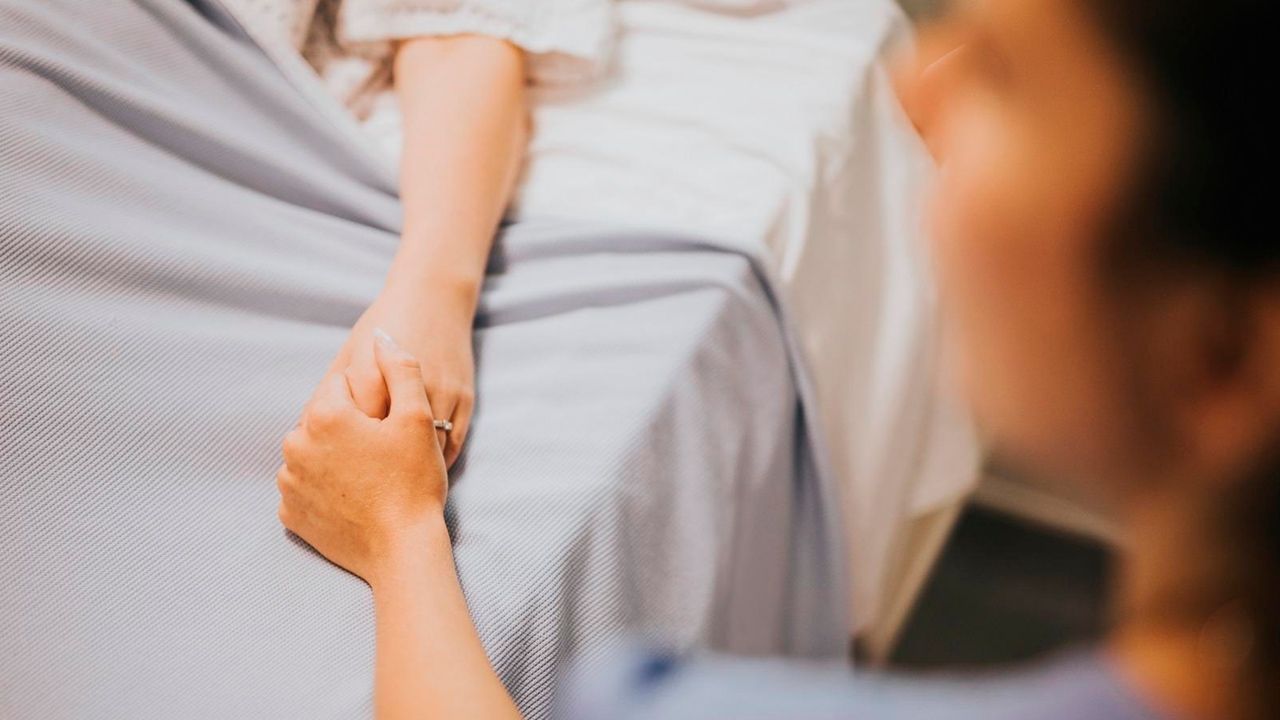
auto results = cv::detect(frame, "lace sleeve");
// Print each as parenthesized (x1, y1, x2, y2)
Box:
(337, 0, 615, 84)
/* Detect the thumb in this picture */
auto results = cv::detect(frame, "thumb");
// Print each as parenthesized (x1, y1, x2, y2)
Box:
(312, 368, 355, 409)
(372, 328, 432, 420)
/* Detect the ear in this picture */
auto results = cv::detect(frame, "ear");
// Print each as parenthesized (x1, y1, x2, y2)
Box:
(1168, 281, 1280, 486)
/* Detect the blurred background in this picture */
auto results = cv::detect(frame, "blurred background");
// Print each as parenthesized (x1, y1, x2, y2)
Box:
(900, 0, 945, 17)
(887, 0, 1116, 672)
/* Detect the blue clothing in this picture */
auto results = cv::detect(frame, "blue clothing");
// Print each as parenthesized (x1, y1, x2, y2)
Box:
(560, 647, 1167, 720)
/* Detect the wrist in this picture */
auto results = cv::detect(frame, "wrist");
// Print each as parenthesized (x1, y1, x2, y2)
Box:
(383, 264, 481, 311)
(367, 511, 452, 592)
(387, 232, 484, 290)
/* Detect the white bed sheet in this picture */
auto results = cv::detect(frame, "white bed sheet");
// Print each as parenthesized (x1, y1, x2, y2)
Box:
(363, 0, 981, 635)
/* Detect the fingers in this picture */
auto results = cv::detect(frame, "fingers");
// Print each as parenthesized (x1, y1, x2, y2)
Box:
(346, 349, 390, 419)
(422, 378, 473, 465)
(303, 371, 359, 431)
(425, 385, 456, 455)
(324, 336, 354, 377)
(894, 27, 968, 164)
(323, 330, 387, 419)
(443, 392, 473, 467)
(281, 428, 305, 471)
(373, 328, 432, 422)
(275, 463, 304, 534)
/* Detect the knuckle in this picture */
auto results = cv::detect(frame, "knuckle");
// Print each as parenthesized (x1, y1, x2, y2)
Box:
(395, 355, 423, 373)
(281, 430, 304, 459)
(276, 467, 297, 493)
(402, 405, 434, 431)
(394, 399, 435, 427)
(307, 403, 341, 429)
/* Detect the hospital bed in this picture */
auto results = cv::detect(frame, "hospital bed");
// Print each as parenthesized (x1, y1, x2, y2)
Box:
(370, 0, 980, 653)
(0, 2, 846, 718)
(0, 1, 976, 717)
(259, 0, 979, 654)
(513, 0, 983, 653)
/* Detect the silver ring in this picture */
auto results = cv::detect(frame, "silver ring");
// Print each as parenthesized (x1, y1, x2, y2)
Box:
(433, 419, 454, 433)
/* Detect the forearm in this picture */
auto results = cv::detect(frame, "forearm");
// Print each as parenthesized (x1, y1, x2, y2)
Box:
(386, 35, 529, 315)
(371, 515, 522, 720)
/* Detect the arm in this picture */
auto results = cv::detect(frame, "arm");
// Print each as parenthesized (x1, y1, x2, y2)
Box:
(333, 35, 528, 464)
(373, 517, 521, 720)
(279, 333, 521, 719)
(392, 35, 527, 290)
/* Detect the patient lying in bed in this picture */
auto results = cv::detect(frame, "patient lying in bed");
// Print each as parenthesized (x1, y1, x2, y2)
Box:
(221, 0, 563, 469)
(1, 3, 846, 716)
(224, 1, 981, 646)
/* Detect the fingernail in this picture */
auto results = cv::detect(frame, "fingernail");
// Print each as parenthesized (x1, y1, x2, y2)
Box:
(373, 327, 400, 350)
(373, 327, 414, 360)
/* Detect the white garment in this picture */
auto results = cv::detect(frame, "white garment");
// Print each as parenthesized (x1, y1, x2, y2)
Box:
(221, 0, 615, 115)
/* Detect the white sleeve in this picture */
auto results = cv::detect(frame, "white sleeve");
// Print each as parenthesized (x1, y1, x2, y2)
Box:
(337, 0, 615, 84)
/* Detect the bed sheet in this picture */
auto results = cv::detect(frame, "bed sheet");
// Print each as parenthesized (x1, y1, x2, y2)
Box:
(0, 2, 848, 718)
(365, 0, 982, 634)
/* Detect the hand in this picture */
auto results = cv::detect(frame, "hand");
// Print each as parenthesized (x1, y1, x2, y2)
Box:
(278, 331, 449, 585)
(331, 282, 476, 466)
(893, 27, 969, 162)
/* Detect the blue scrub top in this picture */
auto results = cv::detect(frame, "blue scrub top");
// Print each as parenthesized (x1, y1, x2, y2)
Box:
(558, 646, 1167, 720)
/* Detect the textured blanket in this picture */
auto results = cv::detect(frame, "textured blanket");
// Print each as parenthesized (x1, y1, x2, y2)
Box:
(0, 1, 847, 717)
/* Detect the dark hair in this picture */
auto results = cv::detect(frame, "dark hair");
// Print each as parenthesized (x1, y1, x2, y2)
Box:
(1081, 1, 1277, 717)
(1085, 1, 1271, 275)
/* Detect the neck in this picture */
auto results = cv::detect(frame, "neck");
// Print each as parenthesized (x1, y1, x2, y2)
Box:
(1108, 488, 1254, 720)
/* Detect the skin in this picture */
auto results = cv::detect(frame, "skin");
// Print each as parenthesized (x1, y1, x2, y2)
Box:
(280, 0, 1280, 718)
(280, 335, 519, 720)
(905, 1, 1280, 718)
(324, 35, 529, 466)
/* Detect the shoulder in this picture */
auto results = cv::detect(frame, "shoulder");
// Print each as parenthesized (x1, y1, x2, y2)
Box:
(555, 646, 1167, 720)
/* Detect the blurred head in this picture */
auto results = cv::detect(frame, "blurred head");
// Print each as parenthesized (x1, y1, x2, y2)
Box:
(899, 0, 1275, 714)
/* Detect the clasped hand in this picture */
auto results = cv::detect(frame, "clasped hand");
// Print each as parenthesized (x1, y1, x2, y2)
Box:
(276, 330, 448, 585)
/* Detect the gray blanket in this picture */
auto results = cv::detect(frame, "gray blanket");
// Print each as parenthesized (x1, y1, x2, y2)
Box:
(0, 1, 848, 717)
